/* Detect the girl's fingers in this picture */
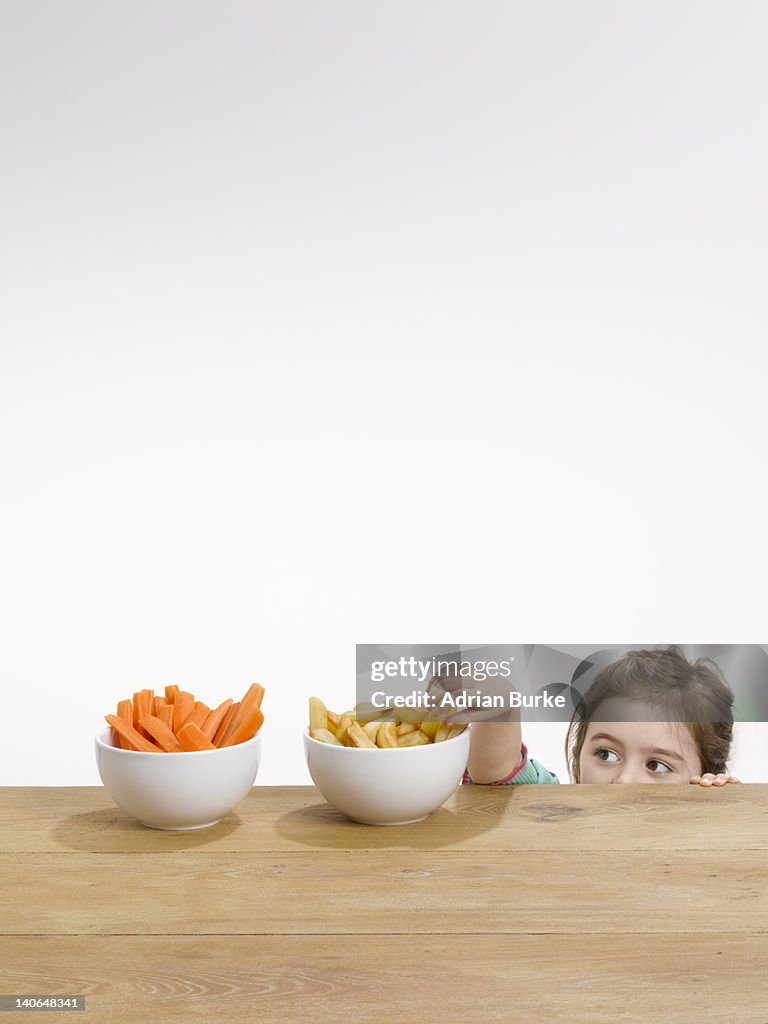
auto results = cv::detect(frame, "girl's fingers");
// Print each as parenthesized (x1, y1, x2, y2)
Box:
(691, 772, 741, 787)
(435, 676, 464, 694)
(426, 676, 459, 697)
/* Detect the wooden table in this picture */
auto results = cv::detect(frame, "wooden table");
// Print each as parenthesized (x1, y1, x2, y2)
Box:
(1, 785, 767, 1022)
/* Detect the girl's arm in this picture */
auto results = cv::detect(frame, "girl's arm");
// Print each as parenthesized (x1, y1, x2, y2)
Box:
(466, 717, 523, 784)
(425, 669, 525, 783)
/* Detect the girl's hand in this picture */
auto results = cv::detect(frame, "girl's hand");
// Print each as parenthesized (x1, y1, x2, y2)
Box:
(425, 668, 513, 724)
(689, 773, 742, 786)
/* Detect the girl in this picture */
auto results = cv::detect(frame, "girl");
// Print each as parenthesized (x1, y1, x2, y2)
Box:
(439, 647, 741, 786)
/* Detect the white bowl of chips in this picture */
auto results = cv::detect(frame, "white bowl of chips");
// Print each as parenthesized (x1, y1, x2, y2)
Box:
(303, 716, 469, 825)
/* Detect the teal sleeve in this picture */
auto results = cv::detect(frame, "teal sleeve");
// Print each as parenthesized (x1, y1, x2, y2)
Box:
(505, 756, 560, 785)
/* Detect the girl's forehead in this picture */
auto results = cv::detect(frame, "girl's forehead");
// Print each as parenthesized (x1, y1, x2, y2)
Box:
(584, 712, 698, 755)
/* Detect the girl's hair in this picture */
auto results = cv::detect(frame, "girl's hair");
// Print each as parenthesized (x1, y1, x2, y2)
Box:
(565, 647, 735, 782)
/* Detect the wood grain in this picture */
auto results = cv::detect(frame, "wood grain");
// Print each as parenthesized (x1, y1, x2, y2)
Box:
(2, 785, 766, 853)
(2, 934, 767, 1024)
(1, 849, 766, 936)
(2, 785, 766, 1023)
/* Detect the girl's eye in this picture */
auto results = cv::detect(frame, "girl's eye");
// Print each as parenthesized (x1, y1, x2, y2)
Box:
(595, 748, 619, 763)
(647, 759, 672, 773)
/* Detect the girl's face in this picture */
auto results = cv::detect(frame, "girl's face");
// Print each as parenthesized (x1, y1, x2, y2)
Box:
(578, 701, 703, 784)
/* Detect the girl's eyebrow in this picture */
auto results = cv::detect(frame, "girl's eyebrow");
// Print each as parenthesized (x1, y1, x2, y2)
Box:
(646, 747, 686, 764)
(588, 732, 622, 747)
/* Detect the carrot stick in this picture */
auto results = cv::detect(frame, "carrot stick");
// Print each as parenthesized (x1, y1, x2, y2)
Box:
(105, 714, 163, 753)
(177, 721, 216, 752)
(139, 714, 184, 753)
(165, 684, 180, 703)
(224, 684, 264, 742)
(241, 683, 265, 710)
(214, 701, 240, 747)
(185, 701, 210, 729)
(132, 691, 153, 739)
(131, 692, 142, 727)
(233, 684, 265, 727)
(201, 698, 233, 740)
(224, 706, 264, 747)
(115, 699, 133, 748)
(173, 691, 194, 733)
(157, 703, 174, 730)
(152, 696, 167, 715)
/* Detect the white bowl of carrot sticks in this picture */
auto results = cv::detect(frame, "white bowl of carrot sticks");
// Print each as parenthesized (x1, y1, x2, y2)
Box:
(95, 683, 265, 830)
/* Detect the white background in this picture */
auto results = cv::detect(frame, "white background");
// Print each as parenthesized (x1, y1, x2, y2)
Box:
(1, 1, 766, 786)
